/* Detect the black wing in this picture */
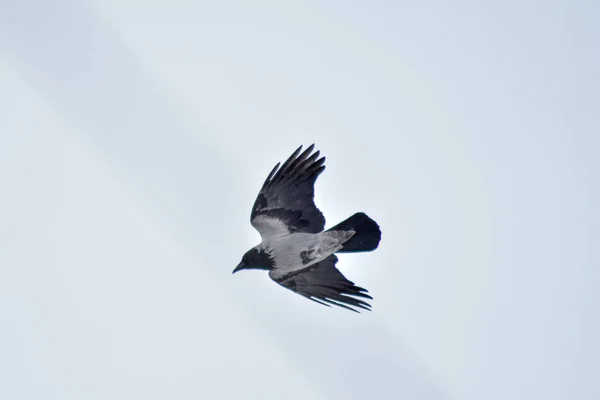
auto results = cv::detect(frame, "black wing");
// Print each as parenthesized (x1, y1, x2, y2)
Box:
(251, 144, 326, 239)
(269, 255, 373, 312)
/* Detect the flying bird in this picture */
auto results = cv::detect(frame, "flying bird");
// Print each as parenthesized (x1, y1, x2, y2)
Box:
(233, 144, 381, 312)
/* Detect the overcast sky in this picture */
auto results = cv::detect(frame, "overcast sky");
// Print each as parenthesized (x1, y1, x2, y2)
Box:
(1, 1, 598, 399)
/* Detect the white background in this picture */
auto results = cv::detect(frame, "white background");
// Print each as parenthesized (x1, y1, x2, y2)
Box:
(1, 1, 598, 399)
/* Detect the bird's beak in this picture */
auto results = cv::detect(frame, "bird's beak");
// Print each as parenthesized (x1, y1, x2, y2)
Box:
(232, 262, 245, 274)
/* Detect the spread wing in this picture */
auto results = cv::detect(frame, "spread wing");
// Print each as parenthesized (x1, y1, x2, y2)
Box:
(251, 144, 326, 239)
(269, 255, 372, 312)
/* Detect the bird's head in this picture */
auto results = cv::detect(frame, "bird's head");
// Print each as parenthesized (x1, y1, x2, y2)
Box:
(233, 247, 274, 274)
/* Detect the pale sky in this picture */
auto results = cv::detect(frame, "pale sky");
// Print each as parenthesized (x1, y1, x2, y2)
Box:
(1, 1, 598, 399)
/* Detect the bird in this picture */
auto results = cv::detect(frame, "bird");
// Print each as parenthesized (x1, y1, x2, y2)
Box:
(233, 144, 381, 312)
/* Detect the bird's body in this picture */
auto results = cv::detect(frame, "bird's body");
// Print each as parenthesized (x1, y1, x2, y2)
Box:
(260, 230, 355, 278)
(233, 144, 381, 312)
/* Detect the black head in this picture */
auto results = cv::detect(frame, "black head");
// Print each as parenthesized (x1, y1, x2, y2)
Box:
(233, 247, 274, 274)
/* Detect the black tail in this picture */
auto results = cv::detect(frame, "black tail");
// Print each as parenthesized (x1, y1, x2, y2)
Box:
(327, 212, 381, 253)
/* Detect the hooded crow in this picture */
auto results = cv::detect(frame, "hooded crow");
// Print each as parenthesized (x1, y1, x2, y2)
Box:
(233, 144, 381, 312)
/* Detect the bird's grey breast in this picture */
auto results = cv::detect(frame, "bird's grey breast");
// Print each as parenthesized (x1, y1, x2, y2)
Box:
(267, 230, 354, 274)
(266, 233, 318, 270)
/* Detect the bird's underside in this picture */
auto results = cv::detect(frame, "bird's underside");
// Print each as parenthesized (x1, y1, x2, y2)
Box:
(235, 144, 381, 312)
